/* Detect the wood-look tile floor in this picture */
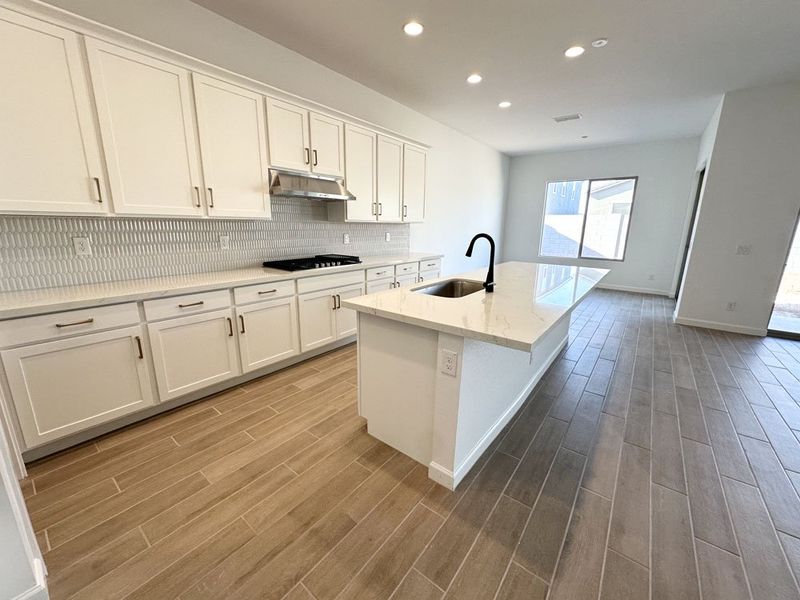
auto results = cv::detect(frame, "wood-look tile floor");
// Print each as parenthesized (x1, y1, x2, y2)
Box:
(20, 289, 800, 599)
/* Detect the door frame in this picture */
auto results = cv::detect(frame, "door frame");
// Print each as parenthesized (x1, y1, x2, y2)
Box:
(767, 209, 800, 340)
(674, 167, 706, 300)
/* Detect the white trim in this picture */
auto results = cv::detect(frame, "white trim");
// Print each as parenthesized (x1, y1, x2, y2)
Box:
(597, 282, 671, 296)
(12, 581, 48, 600)
(673, 315, 766, 337)
(427, 336, 567, 489)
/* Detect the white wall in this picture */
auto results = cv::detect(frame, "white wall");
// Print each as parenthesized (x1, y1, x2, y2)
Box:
(675, 81, 800, 335)
(502, 138, 700, 295)
(695, 98, 723, 170)
(33, 0, 509, 275)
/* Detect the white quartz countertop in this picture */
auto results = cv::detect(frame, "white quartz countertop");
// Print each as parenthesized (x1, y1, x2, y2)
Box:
(0, 253, 442, 320)
(342, 261, 609, 352)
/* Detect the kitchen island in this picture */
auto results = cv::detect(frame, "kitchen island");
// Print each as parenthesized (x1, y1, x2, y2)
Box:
(342, 261, 608, 489)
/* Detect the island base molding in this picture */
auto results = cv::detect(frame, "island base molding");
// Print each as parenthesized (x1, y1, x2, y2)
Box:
(356, 313, 569, 490)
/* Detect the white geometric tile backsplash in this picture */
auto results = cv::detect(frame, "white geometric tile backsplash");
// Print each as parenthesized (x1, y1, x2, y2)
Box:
(0, 198, 410, 292)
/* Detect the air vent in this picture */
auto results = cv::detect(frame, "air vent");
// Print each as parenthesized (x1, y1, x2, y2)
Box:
(553, 113, 582, 123)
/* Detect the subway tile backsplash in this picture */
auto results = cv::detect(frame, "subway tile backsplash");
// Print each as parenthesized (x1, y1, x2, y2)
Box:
(0, 198, 409, 292)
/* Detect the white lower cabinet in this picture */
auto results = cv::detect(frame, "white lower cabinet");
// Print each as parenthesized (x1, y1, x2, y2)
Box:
(417, 270, 440, 283)
(236, 297, 299, 373)
(395, 274, 418, 288)
(148, 309, 240, 401)
(366, 279, 394, 294)
(298, 283, 364, 352)
(1, 326, 154, 447)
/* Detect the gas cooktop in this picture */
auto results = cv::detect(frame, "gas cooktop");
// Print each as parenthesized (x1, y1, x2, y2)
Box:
(262, 254, 361, 272)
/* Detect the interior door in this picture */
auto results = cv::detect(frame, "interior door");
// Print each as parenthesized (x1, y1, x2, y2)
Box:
(335, 284, 365, 338)
(298, 289, 337, 352)
(86, 39, 204, 216)
(675, 168, 705, 299)
(403, 144, 426, 222)
(266, 97, 310, 172)
(148, 309, 240, 400)
(193, 74, 270, 218)
(2, 326, 153, 447)
(309, 112, 344, 176)
(236, 297, 299, 372)
(377, 135, 403, 222)
(0, 11, 106, 214)
(344, 124, 377, 222)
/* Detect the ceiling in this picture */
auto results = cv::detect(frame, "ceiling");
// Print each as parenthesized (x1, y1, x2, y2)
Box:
(191, 0, 800, 155)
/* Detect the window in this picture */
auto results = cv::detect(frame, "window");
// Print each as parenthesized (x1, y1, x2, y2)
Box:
(540, 177, 637, 261)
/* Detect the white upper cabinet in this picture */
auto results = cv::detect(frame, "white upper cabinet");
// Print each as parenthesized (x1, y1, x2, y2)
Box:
(86, 39, 204, 217)
(193, 74, 270, 218)
(403, 144, 427, 222)
(266, 97, 311, 172)
(309, 112, 344, 177)
(0, 11, 106, 214)
(377, 135, 404, 222)
(343, 124, 377, 221)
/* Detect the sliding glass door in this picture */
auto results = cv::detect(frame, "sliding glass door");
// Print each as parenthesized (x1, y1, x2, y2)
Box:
(769, 218, 800, 337)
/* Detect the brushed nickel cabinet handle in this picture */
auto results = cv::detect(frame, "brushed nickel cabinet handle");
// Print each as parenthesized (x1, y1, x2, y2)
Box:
(92, 177, 103, 203)
(372, 203, 377, 216)
(227, 317, 234, 337)
(375, 271, 387, 276)
(258, 289, 278, 295)
(336, 294, 341, 309)
(239, 314, 246, 334)
(304, 148, 310, 165)
(378, 203, 383, 216)
(178, 301, 204, 308)
(419, 276, 424, 282)
(207, 187, 214, 208)
(55, 318, 94, 328)
(313, 149, 318, 166)
(193, 186, 201, 207)
(403, 204, 408, 218)
(134, 335, 144, 359)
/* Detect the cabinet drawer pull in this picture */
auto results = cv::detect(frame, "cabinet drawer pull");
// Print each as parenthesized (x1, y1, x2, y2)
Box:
(227, 317, 234, 337)
(331, 295, 337, 310)
(257, 289, 278, 295)
(313, 149, 318, 166)
(55, 318, 94, 328)
(193, 186, 201, 207)
(403, 204, 408, 218)
(419, 276, 424, 282)
(375, 271, 387, 276)
(378, 202, 383, 216)
(93, 177, 103, 203)
(178, 301, 204, 308)
(239, 315, 246, 334)
(134, 335, 144, 359)
(304, 148, 310, 165)
(336, 294, 341, 309)
(207, 187, 214, 208)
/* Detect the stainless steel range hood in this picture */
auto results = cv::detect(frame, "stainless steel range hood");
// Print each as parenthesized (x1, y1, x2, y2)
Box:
(269, 168, 356, 201)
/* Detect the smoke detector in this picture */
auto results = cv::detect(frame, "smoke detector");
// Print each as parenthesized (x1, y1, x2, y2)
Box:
(553, 113, 582, 123)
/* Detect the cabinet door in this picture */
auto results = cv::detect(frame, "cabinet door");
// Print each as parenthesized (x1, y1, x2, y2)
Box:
(366, 279, 394, 294)
(335, 284, 365, 339)
(403, 144, 426, 222)
(193, 74, 271, 218)
(417, 271, 440, 283)
(344, 124, 377, 222)
(86, 39, 204, 216)
(309, 112, 344, 176)
(0, 11, 106, 214)
(236, 297, 299, 372)
(377, 135, 403, 222)
(1, 326, 153, 447)
(395, 274, 418, 289)
(148, 309, 240, 401)
(298, 289, 337, 352)
(266, 97, 310, 172)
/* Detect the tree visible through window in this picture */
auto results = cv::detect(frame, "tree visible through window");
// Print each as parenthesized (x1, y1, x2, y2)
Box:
(539, 177, 637, 261)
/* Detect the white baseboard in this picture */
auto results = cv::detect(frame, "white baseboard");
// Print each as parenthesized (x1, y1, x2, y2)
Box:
(597, 283, 672, 296)
(428, 336, 567, 490)
(14, 581, 48, 600)
(673, 315, 766, 337)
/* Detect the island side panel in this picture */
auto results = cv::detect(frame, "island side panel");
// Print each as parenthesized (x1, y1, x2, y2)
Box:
(356, 313, 439, 465)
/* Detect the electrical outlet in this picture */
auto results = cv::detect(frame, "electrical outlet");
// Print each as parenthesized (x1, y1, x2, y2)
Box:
(385, 232, 391, 242)
(72, 237, 92, 256)
(648, 274, 655, 281)
(441, 349, 458, 377)
(219, 235, 230, 250)
(736, 245, 752, 256)
(726, 302, 737, 312)
(343, 233, 351, 245)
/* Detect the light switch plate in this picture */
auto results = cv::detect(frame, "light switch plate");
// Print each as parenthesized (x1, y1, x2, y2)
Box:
(72, 237, 92, 256)
(441, 349, 458, 377)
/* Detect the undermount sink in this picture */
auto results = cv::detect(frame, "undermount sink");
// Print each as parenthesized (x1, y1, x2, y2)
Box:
(413, 279, 485, 298)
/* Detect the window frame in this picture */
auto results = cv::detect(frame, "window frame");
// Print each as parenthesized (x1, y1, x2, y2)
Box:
(538, 176, 639, 262)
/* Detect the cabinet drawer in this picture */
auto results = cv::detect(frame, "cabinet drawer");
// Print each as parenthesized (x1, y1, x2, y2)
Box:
(419, 258, 442, 273)
(395, 262, 419, 276)
(234, 280, 295, 305)
(144, 289, 231, 321)
(0, 303, 140, 348)
(366, 266, 394, 281)
(296, 270, 364, 294)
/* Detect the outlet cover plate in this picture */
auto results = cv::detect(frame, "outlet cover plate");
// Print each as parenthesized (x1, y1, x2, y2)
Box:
(441, 349, 458, 377)
(219, 235, 230, 250)
(72, 237, 92, 256)
(385, 232, 391, 242)
(343, 234, 351, 245)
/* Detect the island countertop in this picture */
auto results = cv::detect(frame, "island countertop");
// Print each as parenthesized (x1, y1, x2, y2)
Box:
(342, 261, 609, 352)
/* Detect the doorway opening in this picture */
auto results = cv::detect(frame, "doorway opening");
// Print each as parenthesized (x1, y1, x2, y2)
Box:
(675, 167, 705, 299)
(769, 216, 800, 338)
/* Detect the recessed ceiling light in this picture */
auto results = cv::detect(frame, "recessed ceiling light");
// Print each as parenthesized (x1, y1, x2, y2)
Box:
(403, 21, 424, 36)
(498, 101, 512, 109)
(564, 46, 585, 58)
(466, 73, 482, 84)
(591, 38, 608, 48)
